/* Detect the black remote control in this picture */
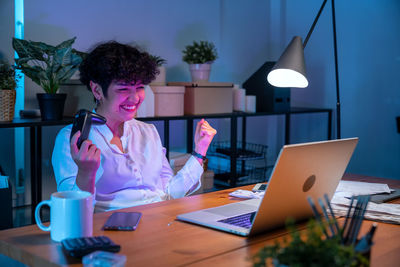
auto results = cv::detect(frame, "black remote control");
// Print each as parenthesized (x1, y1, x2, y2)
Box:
(70, 109, 106, 149)
(61, 236, 120, 257)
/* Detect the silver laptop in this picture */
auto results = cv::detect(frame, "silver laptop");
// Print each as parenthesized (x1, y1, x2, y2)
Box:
(177, 138, 358, 236)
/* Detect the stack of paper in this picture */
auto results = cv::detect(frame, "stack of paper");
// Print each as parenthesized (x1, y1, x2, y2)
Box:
(331, 181, 400, 224)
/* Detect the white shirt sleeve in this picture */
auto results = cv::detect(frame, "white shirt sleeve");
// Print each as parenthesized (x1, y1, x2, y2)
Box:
(51, 125, 101, 195)
(160, 147, 204, 199)
(52, 125, 79, 191)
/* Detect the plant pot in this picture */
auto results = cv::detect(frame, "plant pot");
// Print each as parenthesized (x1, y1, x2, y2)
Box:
(189, 63, 212, 82)
(150, 66, 166, 86)
(37, 93, 67, 121)
(0, 90, 16, 121)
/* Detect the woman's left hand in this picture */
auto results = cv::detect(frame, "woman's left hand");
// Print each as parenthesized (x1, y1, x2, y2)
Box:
(194, 119, 217, 156)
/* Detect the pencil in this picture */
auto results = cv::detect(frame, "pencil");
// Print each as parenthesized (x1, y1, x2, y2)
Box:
(324, 193, 341, 238)
(307, 196, 330, 239)
(318, 198, 336, 237)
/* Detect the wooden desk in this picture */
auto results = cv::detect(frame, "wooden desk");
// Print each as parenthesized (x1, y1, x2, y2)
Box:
(0, 175, 399, 266)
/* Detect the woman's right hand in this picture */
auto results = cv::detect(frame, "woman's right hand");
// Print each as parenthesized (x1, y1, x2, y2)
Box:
(70, 131, 101, 193)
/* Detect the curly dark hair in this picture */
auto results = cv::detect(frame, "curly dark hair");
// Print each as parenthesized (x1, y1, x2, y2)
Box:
(79, 41, 158, 97)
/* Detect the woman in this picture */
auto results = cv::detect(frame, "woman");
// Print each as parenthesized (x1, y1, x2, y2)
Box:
(52, 41, 217, 212)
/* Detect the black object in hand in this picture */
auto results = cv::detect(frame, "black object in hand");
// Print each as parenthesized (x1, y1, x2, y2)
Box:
(61, 235, 120, 258)
(70, 109, 106, 149)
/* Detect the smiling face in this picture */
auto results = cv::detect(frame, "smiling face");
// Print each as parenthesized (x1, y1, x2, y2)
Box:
(92, 80, 145, 132)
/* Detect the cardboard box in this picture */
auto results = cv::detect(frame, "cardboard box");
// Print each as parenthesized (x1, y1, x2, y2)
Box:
(199, 170, 215, 192)
(151, 86, 185, 116)
(168, 82, 233, 115)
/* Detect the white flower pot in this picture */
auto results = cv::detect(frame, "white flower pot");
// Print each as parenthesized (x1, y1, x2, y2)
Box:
(189, 63, 211, 82)
(150, 66, 166, 86)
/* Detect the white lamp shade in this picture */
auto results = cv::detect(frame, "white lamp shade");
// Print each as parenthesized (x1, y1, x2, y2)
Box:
(267, 69, 308, 88)
(267, 36, 309, 88)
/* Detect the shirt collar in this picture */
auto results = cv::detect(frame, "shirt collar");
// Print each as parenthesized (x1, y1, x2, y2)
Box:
(91, 109, 137, 142)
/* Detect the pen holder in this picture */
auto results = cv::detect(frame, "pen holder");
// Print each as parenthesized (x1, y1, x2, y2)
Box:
(355, 235, 373, 260)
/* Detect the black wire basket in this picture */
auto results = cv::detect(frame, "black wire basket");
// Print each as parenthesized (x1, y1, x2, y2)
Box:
(208, 141, 267, 160)
(208, 141, 269, 187)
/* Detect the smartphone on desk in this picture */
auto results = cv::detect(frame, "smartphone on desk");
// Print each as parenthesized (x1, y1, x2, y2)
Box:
(252, 183, 267, 192)
(102, 212, 142, 231)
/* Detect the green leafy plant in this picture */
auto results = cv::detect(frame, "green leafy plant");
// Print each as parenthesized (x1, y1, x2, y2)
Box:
(12, 37, 85, 94)
(252, 219, 369, 267)
(182, 40, 218, 64)
(150, 55, 167, 67)
(0, 60, 19, 90)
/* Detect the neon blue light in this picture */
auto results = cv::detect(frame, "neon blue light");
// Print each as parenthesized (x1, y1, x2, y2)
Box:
(15, 0, 24, 114)
(14, 0, 25, 194)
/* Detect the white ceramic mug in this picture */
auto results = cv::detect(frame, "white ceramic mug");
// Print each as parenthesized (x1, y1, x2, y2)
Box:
(35, 191, 93, 242)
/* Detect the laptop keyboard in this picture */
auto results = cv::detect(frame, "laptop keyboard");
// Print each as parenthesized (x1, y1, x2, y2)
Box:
(217, 212, 256, 229)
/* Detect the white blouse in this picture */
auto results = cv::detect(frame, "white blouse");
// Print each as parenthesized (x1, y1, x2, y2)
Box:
(52, 118, 203, 212)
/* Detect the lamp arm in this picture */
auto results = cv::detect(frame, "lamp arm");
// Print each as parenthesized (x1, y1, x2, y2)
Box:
(331, 0, 341, 139)
(303, 0, 328, 48)
(302, 0, 341, 139)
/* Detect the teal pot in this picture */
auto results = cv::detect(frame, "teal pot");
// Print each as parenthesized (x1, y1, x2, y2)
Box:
(36, 93, 66, 121)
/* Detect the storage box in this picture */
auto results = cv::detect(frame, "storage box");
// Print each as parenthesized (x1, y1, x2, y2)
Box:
(243, 62, 291, 112)
(151, 86, 185, 116)
(197, 170, 214, 194)
(168, 82, 233, 115)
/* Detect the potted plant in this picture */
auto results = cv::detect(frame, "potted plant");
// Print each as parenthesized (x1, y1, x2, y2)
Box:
(12, 37, 84, 120)
(182, 40, 218, 82)
(0, 60, 19, 121)
(150, 55, 167, 86)
(252, 219, 369, 267)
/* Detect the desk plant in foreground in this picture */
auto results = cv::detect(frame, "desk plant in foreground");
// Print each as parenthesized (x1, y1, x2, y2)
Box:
(252, 195, 372, 267)
(12, 37, 84, 120)
(0, 60, 19, 121)
(182, 40, 217, 82)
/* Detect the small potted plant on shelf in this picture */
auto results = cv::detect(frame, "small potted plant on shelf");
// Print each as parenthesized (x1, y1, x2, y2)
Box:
(150, 55, 167, 86)
(0, 60, 19, 121)
(12, 37, 85, 121)
(182, 40, 218, 82)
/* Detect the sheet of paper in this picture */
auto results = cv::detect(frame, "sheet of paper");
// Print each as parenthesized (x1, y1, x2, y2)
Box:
(335, 180, 391, 197)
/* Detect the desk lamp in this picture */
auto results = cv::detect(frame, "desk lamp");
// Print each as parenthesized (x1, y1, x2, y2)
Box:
(267, 0, 341, 139)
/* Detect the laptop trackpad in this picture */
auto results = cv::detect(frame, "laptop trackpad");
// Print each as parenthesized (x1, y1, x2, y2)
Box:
(206, 201, 259, 217)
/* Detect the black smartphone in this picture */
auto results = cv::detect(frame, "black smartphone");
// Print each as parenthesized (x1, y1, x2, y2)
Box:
(102, 212, 142, 231)
(70, 109, 106, 148)
(252, 183, 267, 192)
